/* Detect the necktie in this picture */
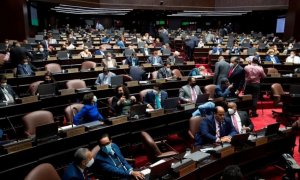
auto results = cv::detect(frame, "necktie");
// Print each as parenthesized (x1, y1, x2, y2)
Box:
(191, 87, 197, 103)
(216, 122, 221, 138)
(232, 114, 239, 133)
(155, 94, 161, 109)
(228, 67, 234, 77)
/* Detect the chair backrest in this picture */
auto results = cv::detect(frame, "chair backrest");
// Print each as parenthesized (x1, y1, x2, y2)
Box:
(22, 110, 54, 136)
(139, 89, 153, 102)
(64, 103, 84, 124)
(172, 69, 182, 78)
(81, 61, 96, 70)
(204, 84, 216, 99)
(267, 67, 279, 74)
(45, 63, 62, 73)
(122, 74, 133, 82)
(152, 71, 158, 80)
(24, 163, 61, 180)
(141, 131, 162, 162)
(29, 81, 44, 95)
(188, 116, 203, 140)
(66, 79, 86, 89)
(271, 83, 284, 96)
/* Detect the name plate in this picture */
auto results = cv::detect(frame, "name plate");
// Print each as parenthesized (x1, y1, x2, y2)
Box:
(108, 115, 128, 125)
(48, 56, 57, 61)
(20, 96, 38, 104)
(181, 76, 189, 81)
(126, 81, 139, 87)
(72, 55, 81, 59)
(242, 61, 249, 65)
(270, 73, 281, 77)
(5, 73, 14, 79)
(35, 71, 47, 76)
(3, 140, 32, 153)
(284, 62, 293, 65)
(59, 89, 75, 96)
(142, 63, 152, 68)
(136, 53, 144, 57)
(180, 103, 195, 111)
(119, 65, 129, 69)
(115, 53, 124, 57)
(95, 67, 104, 71)
(96, 84, 109, 90)
(65, 126, 85, 137)
(67, 68, 79, 73)
(186, 61, 195, 65)
(95, 55, 104, 59)
(156, 79, 166, 83)
(263, 61, 273, 65)
(55, 47, 61, 51)
(148, 108, 164, 117)
(94, 41, 100, 44)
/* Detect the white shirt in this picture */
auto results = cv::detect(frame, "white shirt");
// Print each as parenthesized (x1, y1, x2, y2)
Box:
(107, 60, 114, 68)
(230, 113, 243, 134)
(286, 55, 300, 64)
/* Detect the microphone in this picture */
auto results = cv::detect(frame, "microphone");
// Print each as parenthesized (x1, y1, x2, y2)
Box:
(6, 115, 19, 142)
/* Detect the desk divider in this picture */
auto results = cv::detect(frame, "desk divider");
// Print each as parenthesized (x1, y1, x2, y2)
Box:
(67, 68, 79, 73)
(126, 81, 139, 87)
(35, 71, 47, 76)
(95, 67, 104, 71)
(59, 89, 75, 96)
(108, 115, 128, 125)
(19, 96, 39, 104)
(2, 139, 32, 154)
(147, 109, 164, 117)
(96, 84, 109, 90)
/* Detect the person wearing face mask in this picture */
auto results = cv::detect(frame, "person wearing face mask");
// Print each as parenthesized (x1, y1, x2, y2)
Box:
(143, 83, 168, 109)
(157, 61, 173, 79)
(227, 56, 245, 96)
(0, 75, 18, 105)
(102, 52, 117, 69)
(211, 44, 223, 55)
(63, 148, 95, 180)
(226, 102, 254, 134)
(92, 134, 145, 180)
(179, 77, 202, 104)
(73, 92, 106, 125)
(286, 51, 300, 64)
(265, 49, 281, 64)
(95, 67, 116, 85)
(111, 85, 137, 116)
(16, 56, 35, 76)
(79, 46, 92, 58)
(195, 106, 237, 146)
(34, 44, 47, 60)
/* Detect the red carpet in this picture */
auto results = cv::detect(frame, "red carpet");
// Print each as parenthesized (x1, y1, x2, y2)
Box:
(134, 98, 300, 179)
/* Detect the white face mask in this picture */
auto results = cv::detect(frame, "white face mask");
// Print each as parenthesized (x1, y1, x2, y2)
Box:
(107, 57, 112, 60)
(230, 63, 234, 67)
(85, 158, 94, 168)
(1, 83, 7, 87)
(270, 55, 274, 57)
(39, 48, 44, 52)
(228, 108, 235, 115)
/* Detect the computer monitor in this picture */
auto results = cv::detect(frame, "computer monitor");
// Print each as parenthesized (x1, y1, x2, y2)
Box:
(163, 97, 179, 110)
(265, 122, 280, 136)
(129, 104, 147, 119)
(37, 83, 56, 98)
(230, 133, 250, 147)
(35, 122, 58, 143)
(111, 75, 123, 88)
(196, 94, 209, 105)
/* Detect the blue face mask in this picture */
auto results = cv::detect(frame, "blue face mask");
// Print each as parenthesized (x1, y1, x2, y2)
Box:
(102, 143, 113, 155)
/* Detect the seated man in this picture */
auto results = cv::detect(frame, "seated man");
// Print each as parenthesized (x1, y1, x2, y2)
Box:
(211, 44, 223, 55)
(140, 44, 151, 56)
(93, 134, 144, 179)
(157, 61, 173, 79)
(0, 75, 18, 105)
(286, 51, 300, 64)
(215, 78, 233, 98)
(179, 77, 202, 104)
(147, 50, 163, 66)
(143, 83, 168, 109)
(79, 46, 92, 58)
(16, 56, 35, 76)
(195, 106, 237, 146)
(125, 52, 139, 66)
(226, 102, 254, 134)
(94, 45, 106, 56)
(265, 49, 281, 64)
(166, 51, 180, 65)
(129, 66, 148, 81)
(102, 52, 117, 69)
(63, 148, 94, 180)
(95, 67, 116, 85)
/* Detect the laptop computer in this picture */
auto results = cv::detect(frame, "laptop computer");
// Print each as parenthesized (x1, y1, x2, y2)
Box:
(163, 97, 179, 112)
(257, 122, 280, 136)
(196, 94, 209, 105)
(37, 83, 56, 98)
(230, 133, 250, 147)
(129, 104, 147, 119)
(175, 57, 184, 65)
(111, 75, 123, 88)
(35, 122, 58, 144)
(57, 51, 69, 60)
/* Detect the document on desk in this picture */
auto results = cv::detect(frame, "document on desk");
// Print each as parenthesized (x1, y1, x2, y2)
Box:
(141, 168, 151, 180)
(150, 159, 166, 168)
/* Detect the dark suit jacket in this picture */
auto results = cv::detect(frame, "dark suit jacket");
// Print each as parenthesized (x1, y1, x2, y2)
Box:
(62, 163, 85, 180)
(125, 57, 139, 66)
(9, 47, 33, 67)
(143, 90, 168, 109)
(139, 48, 151, 56)
(195, 115, 237, 146)
(265, 55, 281, 64)
(228, 65, 245, 93)
(225, 111, 254, 133)
(93, 143, 132, 178)
(157, 67, 172, 79)
(213, 60, 230, 85)
(0, 85, 18, 103)
(17, 64, 35, 76)
(147, 56, 163, 65)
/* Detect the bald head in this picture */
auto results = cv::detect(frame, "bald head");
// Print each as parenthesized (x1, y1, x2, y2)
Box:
(214, 106, 225, 123)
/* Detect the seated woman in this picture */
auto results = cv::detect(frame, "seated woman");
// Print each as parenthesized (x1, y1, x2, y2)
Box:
(35, 71, 59, 96)
(73, 92, 105, 125)
(188, 65, 208, 76)
(111, 85, 136, 116)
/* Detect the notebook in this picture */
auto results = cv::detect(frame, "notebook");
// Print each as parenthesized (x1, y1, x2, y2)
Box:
(35, 122, 58, 144)
(111, 75, 123, 88)
(129, 104, 147, 119)
(163, 97, 179, 111)
(257, 122, 280, 136)
(37, 83, 56, 98)
(196, 94, 209, 105)
(230, 133, 250, 147)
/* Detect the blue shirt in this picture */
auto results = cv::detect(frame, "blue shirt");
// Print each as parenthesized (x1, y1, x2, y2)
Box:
(73, 104, 104, 125)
